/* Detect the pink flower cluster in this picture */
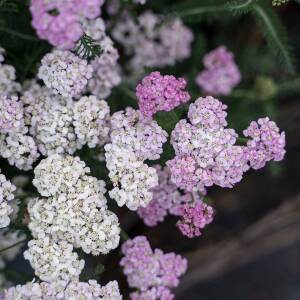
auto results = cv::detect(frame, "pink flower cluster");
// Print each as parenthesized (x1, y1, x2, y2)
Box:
(177, 202, 214, 238)
(196, 46, 241, 96)
(137, 165, 203, 227)
(136, 72, 190, 118)
(244, 117, 286, 170)
(30, 0, 104, 49)
(167, 96, 286, 192)
(120, 236, 187, 300)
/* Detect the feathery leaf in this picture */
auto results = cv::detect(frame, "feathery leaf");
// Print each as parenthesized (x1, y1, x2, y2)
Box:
(252, 2, 296, 74)
(74, 33, 103, 60)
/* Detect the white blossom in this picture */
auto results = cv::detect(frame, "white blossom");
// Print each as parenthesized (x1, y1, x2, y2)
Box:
(38, 50, 93, 97)
(0, 171, 16, 228)
(23, 237, 84, 282)
(4, 279, 122, 299)
(0, 133, 40, 171)
(33, 154, 90, 197)
(73, 96, 110, 148)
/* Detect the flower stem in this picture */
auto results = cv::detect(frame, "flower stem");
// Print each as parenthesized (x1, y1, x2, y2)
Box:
(121, 229, 130, 241)
(0, 239, 27, 254)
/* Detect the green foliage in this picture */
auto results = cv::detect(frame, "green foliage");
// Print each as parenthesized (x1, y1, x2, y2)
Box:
(272, 0, 289, 5)
(252, 2, 296, 75)
(227, 0, 255, 15)
(74, 33, 103, 60)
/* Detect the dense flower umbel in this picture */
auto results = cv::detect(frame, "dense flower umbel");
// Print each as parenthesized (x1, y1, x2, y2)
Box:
(105, 108, 168, 210)
(177, 202, 214, 238)
(120, 236, 187, 299)
(30, 155, 120, 255)
(167, 96, 246, 192)
(137, 166, 203, 227)
(136, 72, 190, 118)
(22, 86, 111, 156)
(30, 0, 104, 49)
(196, 46, 241, 96)
(0, 96, 24, 134)
(0, 47, 21, 96)
(38, 50, 93, 97)
(4, 280, 122, 299)
(73, 95, 110, 148)
(112, 11, 193, 73)
(0, 171, 16, 228)
(243, 117, 286, 169)
(23, 237, 85, 282)
(167, 96, 286, 192)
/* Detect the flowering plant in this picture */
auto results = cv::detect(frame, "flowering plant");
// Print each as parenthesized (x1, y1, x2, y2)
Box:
(0, 0, 298, 299)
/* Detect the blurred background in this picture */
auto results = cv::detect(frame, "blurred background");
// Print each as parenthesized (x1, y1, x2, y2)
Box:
(1, 0, 300, 299)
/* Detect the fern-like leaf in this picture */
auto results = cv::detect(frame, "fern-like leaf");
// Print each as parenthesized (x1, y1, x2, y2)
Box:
(226, 0, 255, 15)
(74, 33, 103, 60)
(252, 2, 296, 74)
(169, 0, 229, 23)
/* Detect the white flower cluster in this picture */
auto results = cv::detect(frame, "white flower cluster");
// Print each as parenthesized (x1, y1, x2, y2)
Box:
(0, 95, 40, 170)
(105, 108, 168, 210)
(21, 89, 111, 156)
(0, 170, 16, 228)
(24, 237, 84, 282)
(73, 96, 110, 148)
(83, 18, 121, 99)
(0, 47, 21, 96)
(0, 96, 24, 134)
(4, 279, 122, 299)
(29, 155, 120, 255)
(112, 11, 193, 74)
(38, 50, 93, 98)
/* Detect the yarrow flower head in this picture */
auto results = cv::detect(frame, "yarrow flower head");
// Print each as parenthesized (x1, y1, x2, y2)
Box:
(0, 96, 24, 134)
(137, 166, 204, 227)
(112, 12, 193, 73)
(73, 95, 110, 148)
(0, 171, 16, 228)
(243, 117, 286, 170)
(33, 154, 89, 197)
(0, 47, 21, 96)
(30, 154, 120, 255)
(38, 50, 93, 97)
(22, 84, 111, 156)
(30, 0, 104, 49)
(23, 237, 85, 282)
(4, 279, 122, 299)
(0, 133, 39, 171)
(136, 72, 191, 118)
(105, 108, 168, 210)
(177, 201, 214, 238)
(167, 95, 286, 193)
(196, 46, 241, 96)
(120, 236, 187, 299)
(168, 96, 247, 192)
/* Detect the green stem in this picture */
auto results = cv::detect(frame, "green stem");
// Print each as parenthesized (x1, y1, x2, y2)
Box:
(277, 77, 300, 97)
(237, 137, 249, 145)
(252, 3, 294, 74)
(0, 239, 27, 254)
(0, 27, 39, 41)
(119, 86, 136, 100)
(177, 4, 227, 17)
(121, 229, 130, 241)
(230, 89, 256, 100)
